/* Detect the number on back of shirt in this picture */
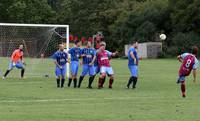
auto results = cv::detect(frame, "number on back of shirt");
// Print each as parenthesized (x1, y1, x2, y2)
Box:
(185, 59, 192, 68)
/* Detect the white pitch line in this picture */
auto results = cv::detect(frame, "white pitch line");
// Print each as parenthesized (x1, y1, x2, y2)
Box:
(0, 97, 169, 103)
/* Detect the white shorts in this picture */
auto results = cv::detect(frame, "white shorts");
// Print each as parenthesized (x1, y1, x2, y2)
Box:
(100, 66, 114, 75)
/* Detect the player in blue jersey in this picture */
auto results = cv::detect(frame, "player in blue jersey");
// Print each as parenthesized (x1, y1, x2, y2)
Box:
(126, 41, 139, 89)
(68, 40, 82, 88)
(52, 44, 68, 88)
(78, 41, 96, 88)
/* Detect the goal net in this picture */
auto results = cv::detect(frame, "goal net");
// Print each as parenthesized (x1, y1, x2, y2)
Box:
(0, 23, 69, 78)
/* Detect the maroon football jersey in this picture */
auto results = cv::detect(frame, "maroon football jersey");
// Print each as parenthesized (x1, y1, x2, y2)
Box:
(179, 54, 195, 76)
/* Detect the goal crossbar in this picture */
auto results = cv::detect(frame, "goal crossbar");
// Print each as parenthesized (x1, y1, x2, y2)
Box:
(0, 23, 69, 28)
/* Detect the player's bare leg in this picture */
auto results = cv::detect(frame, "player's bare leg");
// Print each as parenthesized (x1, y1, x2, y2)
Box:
(181, 81, 186, 98)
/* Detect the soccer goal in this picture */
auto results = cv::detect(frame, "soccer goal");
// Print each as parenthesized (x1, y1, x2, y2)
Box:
(0, 23, 69, 78)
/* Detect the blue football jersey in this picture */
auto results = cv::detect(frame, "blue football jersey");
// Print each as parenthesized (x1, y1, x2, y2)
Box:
(68, 47, 82, 61)
(128, 47, 138, 66)
(52, 51, 68, 66)
(82, 48, 96, 64)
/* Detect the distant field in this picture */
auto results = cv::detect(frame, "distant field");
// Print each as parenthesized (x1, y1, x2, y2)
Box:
(0, 58, 199, 121)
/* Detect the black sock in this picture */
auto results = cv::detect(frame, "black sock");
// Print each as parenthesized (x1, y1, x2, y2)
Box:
(73, 78, 77, 88)
(127, 77, 134, 88)
(57, 78, 60, 88)
(68, 78, 72, 87)
(88, 76, 95, 88)
(21, 69, 25, 78)
(78, 76, 84, 88)
(61, 78, 65, 88)
(133, 77, 138, 88)
(4, 70, 11, 77)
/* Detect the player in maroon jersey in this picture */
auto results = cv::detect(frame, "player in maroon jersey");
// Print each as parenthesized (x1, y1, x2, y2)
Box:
(97, 42, 118, 89)
(177, 46, 199, 98)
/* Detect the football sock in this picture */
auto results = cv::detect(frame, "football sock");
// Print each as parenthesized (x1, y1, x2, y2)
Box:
(4, 70, 11, 77)
(127, 76, 134, 88)
(181, 83, 186, 97)
(109, 78, 114, 88)
(61, 78, 65, 88)
(98, 78, 103, 88)
(133, 77, 138, 88)
(88, 76, 95, 88)
(78, 76, 84, 88)
(68, 78, 72, 87)
(102, 77, 106, 87)
(73, 78, 77, 88)
(57, 78, 60, 88)
(21, 69, 25, 78)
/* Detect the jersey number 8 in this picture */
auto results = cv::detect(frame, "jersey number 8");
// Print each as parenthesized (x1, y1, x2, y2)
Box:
(185, 59, 192, 68)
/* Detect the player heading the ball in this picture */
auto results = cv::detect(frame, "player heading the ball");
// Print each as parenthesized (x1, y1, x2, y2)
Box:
(177, 46, 199, 98)
(3, 45, 25, 79)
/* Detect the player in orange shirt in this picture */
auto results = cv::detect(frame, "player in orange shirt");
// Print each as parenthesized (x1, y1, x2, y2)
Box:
(3, 45, 25, 79)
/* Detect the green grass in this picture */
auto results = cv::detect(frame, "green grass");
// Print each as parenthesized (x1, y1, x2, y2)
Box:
(0, 58, 199, 121)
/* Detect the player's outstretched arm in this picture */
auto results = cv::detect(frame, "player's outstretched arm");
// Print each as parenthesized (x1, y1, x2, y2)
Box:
(192, 69, 197, 83)
(111, 51, 118, 57)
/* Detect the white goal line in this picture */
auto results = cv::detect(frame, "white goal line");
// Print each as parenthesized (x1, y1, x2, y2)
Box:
(0, 97, 166, 103)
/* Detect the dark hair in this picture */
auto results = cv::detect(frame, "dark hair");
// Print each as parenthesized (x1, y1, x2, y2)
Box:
(191, 46, 198, 55)
(131, 41, 138, 45)
(74, 40, 80, 45)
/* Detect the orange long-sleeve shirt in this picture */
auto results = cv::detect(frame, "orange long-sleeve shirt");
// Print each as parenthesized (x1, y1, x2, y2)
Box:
(11, 49, 23, 62)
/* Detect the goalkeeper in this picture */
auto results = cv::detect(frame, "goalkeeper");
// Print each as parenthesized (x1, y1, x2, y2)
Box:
(3, 45, 25, 79)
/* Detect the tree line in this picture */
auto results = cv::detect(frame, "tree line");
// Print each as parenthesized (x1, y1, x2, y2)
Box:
(0, 0, 200, 57)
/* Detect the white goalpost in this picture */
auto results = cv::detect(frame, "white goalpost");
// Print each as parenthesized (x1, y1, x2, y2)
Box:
(0, 23, 70, 78)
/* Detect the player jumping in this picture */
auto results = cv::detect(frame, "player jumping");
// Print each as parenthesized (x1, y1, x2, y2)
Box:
(68, 40, 82, 88)
(3, 45, 25, 79)
(177, 46, 199, 98)
(126, 41, 139, 89)
(52, 44, 68, 88)
(97, 42, 118, 89)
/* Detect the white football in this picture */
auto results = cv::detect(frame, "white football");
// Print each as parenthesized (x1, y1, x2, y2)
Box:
(159, 34, 166, 40)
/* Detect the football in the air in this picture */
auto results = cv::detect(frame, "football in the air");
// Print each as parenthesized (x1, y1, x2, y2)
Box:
(159, 34, 167, 40)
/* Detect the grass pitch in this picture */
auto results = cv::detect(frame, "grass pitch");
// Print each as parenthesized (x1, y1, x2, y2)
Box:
(0, 58, 199, 121)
